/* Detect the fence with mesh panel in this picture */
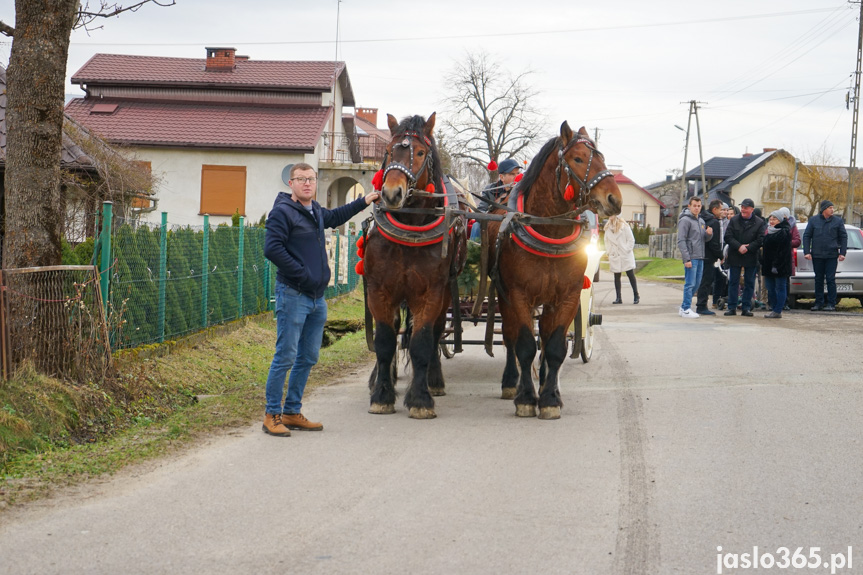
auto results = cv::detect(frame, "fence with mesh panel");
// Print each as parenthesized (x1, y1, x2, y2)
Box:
(105, 211, 362, 350)
(0, 265, 112, 382)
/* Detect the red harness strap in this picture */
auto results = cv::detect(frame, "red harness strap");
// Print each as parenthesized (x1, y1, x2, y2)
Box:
(511, 193, 583, 258)
(377, 179, 453, 247)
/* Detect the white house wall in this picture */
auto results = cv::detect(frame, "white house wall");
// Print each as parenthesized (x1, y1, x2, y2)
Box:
(134, 147, 313, 227)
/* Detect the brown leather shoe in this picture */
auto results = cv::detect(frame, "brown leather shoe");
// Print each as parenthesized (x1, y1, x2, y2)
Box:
(281, 413, 323, 431)
(262, 413, 291, 437)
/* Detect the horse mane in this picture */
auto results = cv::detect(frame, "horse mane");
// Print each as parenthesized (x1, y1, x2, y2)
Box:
(513, 135, 560, 199)
(395, 115, 444, 193)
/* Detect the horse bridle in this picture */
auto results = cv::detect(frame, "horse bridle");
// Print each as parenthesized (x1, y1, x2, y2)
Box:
(556, 135, 613, 206)
(382, 130, 434, 193)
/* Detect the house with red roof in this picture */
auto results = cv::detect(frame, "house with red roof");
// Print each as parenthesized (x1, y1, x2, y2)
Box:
(65, 47, 375, 225)
(612, 171, 665, 229)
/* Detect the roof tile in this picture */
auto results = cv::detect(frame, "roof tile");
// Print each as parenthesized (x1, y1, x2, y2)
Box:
(64, 98, 330, 151)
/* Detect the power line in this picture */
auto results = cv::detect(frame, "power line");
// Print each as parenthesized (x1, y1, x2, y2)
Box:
(61, 7, 841, 47)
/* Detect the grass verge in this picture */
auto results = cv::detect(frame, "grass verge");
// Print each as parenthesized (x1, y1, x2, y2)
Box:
(0, 288, 374, 509)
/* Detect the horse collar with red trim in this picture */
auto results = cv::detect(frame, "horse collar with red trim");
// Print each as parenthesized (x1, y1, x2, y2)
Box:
(509, 192, 591, 257)
(372, 178, 456, 247)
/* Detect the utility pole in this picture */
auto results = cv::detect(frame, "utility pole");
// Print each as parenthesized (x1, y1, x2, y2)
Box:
(594, 127, 601, 145)
(675, 100, 708, 225)
(846, 0, 863, 225)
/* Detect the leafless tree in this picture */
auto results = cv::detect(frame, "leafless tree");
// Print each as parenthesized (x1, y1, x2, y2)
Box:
(0, 0, 174, 269)
(795, 148, 862, 221)
(441, 51, 543, 183)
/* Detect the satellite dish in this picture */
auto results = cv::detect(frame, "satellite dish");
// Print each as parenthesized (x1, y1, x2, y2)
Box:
(281, 164, 294, 186)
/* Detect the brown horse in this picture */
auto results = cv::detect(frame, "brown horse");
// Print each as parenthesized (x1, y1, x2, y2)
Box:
(363, 113, 467, 418)
(488, 122, 621, 419)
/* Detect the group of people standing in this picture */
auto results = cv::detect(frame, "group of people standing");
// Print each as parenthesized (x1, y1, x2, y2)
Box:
(677, 196, 848, 319)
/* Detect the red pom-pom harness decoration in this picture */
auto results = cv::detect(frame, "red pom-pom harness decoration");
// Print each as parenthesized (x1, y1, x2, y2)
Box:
(583, 275, 591, 290)
(487, 160, 498, 171)
(564, 184, 576, 202)
(355, 260, 364, 275)
(425, 183, 435, 193)
(356, 235, 364, 248)
(514, 173, 523, 183)
(371, 170, 384, 191)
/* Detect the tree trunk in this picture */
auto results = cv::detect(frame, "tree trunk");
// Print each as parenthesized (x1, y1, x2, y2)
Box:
(3, 0, 78, 268)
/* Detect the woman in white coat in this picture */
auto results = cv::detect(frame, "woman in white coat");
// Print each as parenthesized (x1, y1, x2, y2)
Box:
(604, 215, 640, 304)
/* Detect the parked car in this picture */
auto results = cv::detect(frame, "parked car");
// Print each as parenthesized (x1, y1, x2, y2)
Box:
(788, 222, 863, 308)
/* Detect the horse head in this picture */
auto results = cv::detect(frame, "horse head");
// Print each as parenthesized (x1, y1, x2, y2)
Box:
(558, 122, 622, 217)
(380, 113, 438, 210)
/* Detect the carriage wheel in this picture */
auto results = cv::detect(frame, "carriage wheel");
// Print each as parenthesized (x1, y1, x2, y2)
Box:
(579, 288, 597, 363)
(439, 331, 455, 359)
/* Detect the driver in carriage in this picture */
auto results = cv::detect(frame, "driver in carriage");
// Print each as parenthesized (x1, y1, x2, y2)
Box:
(470, 157, 523, 240)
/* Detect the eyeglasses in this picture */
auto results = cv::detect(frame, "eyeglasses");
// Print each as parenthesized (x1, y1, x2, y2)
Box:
(292, 177, 317, 184)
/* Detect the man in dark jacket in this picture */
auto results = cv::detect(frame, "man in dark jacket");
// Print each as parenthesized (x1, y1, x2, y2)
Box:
(723, 198, 766, 316)
(802, 199, 847, 311)
(695, 199, 724, 315)
(477, 158, 522, 213)
(261, 163, 379, 436)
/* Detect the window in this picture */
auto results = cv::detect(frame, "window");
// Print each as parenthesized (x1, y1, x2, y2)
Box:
(130, 161, 153, 209)
(200, 165, 246, 216)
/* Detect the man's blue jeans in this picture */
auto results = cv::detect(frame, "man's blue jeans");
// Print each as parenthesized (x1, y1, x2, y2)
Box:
(727, 266, 757, 311)
(681, 259, 704, 311)
(812, 257, 839, 307)
(764, 276, 787, 313)
(265, 282, 327, 415)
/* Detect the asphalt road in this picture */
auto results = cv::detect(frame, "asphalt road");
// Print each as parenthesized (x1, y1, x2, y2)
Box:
(2, 275, 863, 575)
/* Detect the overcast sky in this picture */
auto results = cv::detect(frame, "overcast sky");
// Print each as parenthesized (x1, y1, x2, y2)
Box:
(1, 0, 860, 187)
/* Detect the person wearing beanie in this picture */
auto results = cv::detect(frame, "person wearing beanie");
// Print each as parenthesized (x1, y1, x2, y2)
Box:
(477, 158, 522, 213)
(761, 211, 793, 318)
(802, 199, 847, 311)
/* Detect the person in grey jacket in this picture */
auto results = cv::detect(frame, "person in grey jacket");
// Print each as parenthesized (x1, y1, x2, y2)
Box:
(802, 199, 847, 311)
(677, 196, 713, 318)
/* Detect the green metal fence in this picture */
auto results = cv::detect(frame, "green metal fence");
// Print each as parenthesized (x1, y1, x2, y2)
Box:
(95, 204, 362, 350)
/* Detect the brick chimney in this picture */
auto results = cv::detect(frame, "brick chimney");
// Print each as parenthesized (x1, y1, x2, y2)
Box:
(357, 107, 379, 126)
(763, 148, 777, 153)
(206, 47, 237, 71)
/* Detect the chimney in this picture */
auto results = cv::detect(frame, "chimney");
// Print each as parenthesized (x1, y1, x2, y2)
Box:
(763, 148, 777, 153)
(357, 107, 379, 126)
(235, 55, 250, 62)
(206, 47, 237, 72)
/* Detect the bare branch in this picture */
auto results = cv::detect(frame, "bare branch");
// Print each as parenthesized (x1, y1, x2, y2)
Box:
(0, 20, 14, 37)
(74, 0, 176, 31)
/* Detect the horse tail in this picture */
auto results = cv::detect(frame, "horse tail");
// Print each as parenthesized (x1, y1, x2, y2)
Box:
(400, 302, 413, 368)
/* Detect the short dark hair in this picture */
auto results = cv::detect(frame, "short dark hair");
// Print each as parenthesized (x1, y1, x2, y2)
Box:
(688, 196, 702, 205)
(290, 162, 316, 177)
(709, 199, 723, 211)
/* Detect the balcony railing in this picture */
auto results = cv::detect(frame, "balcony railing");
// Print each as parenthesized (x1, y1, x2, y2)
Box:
(321, 132, 387, 165)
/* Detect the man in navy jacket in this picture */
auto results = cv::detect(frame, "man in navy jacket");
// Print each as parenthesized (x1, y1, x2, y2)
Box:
(802, 200, 847, 311)
(262, 163, 379, 436)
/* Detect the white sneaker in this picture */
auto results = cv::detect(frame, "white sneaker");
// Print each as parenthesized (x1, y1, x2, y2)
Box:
(678, 307, 685, 317)
(680, 308, 700, 318)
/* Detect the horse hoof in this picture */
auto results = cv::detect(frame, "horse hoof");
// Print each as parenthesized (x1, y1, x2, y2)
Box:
(501, 388, 517, 400)
(409, 407, 437, 419)
(368, 403, 395, 415)
(515, 404, 537, 418)
(429, 387, 446, 397)
(538, 406, 561, 420)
